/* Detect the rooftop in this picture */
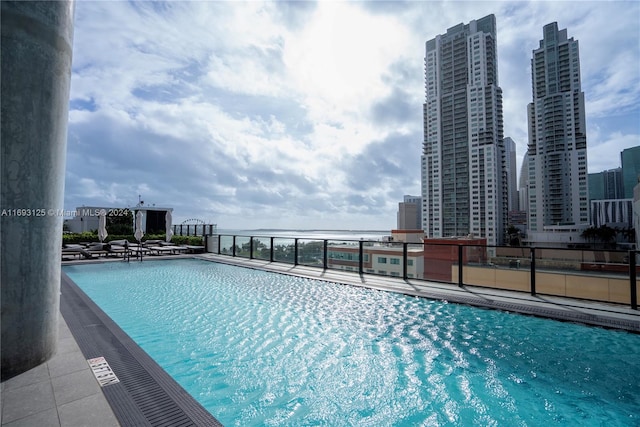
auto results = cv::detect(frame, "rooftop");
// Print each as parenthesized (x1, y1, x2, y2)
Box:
(2, 254, 638, 426)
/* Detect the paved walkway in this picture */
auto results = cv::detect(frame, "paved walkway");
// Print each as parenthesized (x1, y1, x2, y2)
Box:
(199, 254, 640, 333)
(1, 314, 120, 427)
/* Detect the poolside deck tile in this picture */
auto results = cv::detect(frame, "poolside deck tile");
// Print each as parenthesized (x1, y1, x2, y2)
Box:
(57, 393, 120, 427)
(1, 381, 56, 425)
(1, 316, 120, 427)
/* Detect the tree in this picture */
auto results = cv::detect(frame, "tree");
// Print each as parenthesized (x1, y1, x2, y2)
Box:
(506, 225, 521, 246)
(106, 209, 133, 235)
(581, 226, 598, 246)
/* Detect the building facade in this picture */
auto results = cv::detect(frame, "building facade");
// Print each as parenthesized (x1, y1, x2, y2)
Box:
(621, 146, 640, 198)
(421, 14, 506, 245)
(590, 199, 633, 228)
(527, 22, 589, 234)
(589, 168, 624, 201)
(397, 195, 422, 230)
(504, 137, 518, 211)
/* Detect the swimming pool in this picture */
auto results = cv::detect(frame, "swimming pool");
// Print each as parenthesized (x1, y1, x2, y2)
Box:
(63, 259, 639, 426)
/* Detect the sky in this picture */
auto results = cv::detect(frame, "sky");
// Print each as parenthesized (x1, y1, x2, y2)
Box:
(65, 0, 640, 230)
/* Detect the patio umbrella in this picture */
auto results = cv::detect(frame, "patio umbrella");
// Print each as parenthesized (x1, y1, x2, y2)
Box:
(134, 211, 144, 242)
(98, 209, 108, 243)
(165, 210, 174, 243)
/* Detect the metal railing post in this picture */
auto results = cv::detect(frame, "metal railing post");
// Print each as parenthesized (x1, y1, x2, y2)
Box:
(217, 234, 221, 254)
(294, 238, 299, 266)
(630, 250, 637, 310)
(270, 237, 274, 262)
(359, 240, 364, 275)
(530, 247, 536, 295)
(232, 236, 236, 257)
(458, 245, 463, 287)
(323, 240, 328, 270)
(403, 243, 408, 280)
(249, 237, 254, 259)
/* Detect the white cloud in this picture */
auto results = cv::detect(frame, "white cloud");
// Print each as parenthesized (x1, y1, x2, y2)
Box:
(65, 1, 640, 229)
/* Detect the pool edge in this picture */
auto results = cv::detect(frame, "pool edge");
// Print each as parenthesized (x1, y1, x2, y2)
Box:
(60, 271, 223, 427)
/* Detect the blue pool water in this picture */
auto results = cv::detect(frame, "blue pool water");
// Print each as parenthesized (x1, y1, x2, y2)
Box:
(63, 259, 640, 426)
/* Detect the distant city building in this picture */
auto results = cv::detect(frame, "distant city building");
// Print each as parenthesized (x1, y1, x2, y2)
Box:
(64, 205, 172, 235)
(518, 152, 530, 216)
(65, 206, 115, 233)
(423, 236, 487, 282)
(421, 14, 506, 245)
(621, 146, 640, 198)
(589, 168, 624, 201)
(397, 195, 422, 230)
(634, 183, 640, 245)
(508, 210, 527, 236)
(527, 22, 589, 241)
(504, 137, 518, 211)
(326, 243, 424, 279)
(590, 199, 633, 228)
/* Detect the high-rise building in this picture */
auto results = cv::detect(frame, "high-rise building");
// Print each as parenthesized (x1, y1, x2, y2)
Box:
(397, 195, 422, 230)
(527, 22, 588, 233)
(518, 152, 530, 214)
(421, 14, 506, 245)
(588, 168, 624, 201)
(621, 146, 640, 198)
(504, 137, 518, 211)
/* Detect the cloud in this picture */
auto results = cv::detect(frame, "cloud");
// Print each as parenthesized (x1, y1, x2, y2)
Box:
(65, 1, 640, 230)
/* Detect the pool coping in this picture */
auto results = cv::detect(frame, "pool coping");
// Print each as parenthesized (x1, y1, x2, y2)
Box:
(60, 272, 223, 426)
(57, 254, 639, 426)
(197, 254, 640, 333)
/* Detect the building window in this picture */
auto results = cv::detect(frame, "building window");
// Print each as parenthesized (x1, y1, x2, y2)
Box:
(390, 258, 400, 265)
(378, 257, 387, 264)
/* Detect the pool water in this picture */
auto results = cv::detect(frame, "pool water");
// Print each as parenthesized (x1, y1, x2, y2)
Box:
(64, 259, 640, 426)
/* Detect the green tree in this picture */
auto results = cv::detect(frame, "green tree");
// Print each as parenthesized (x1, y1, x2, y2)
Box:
(107, 209, 133, 235)
(506, 225, 521, 246)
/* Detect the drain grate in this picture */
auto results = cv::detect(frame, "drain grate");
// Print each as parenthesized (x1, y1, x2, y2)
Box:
(61, 273, 222, 427)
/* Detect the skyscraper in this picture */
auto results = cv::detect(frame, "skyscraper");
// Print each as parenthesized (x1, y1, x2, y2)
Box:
(527, 22, 588, 232)
(504, 137, 518, 211)
(421, 14, 506, 245)
(589, 168, 624, 201)
(518, 152, 530, 214)
(397, 195, 422, 230)
(621, 146, 640, 198)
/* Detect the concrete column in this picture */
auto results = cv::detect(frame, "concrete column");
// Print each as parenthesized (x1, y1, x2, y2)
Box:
(1, 1, 75, 380)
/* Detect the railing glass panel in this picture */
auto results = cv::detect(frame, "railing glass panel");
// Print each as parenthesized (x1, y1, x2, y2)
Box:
(296, 239, 324, 267)
(273, 238, 295, 264)
(251, 237, 271, 261)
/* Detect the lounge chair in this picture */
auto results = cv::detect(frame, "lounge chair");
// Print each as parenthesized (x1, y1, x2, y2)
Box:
(158, 241, 189, 254)
(148, 245, 174, 255)
(107, 240, 130, 257)
(84, 243, 108, 258)
(61, 244, 85, 260)
(183, 245, 205, 254)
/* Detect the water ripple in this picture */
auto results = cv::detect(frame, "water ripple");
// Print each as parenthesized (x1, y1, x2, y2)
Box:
(64, 259, 640, 427)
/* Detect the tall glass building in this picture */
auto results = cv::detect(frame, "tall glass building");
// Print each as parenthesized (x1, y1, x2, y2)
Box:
(621, 146, 640, 198)
(421, 14, 506, 245)
(527, 22, 588, 232)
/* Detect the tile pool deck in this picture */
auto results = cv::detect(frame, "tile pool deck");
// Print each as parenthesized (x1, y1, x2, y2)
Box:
(2, 254, 639, 426)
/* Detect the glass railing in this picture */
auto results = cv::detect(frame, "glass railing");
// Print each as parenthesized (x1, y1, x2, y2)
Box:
(208, 234, 639, 309)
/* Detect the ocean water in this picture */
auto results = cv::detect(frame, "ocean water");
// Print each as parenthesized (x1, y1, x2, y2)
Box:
(64, 259, 640, 426)
(217, 229, 390, 241)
